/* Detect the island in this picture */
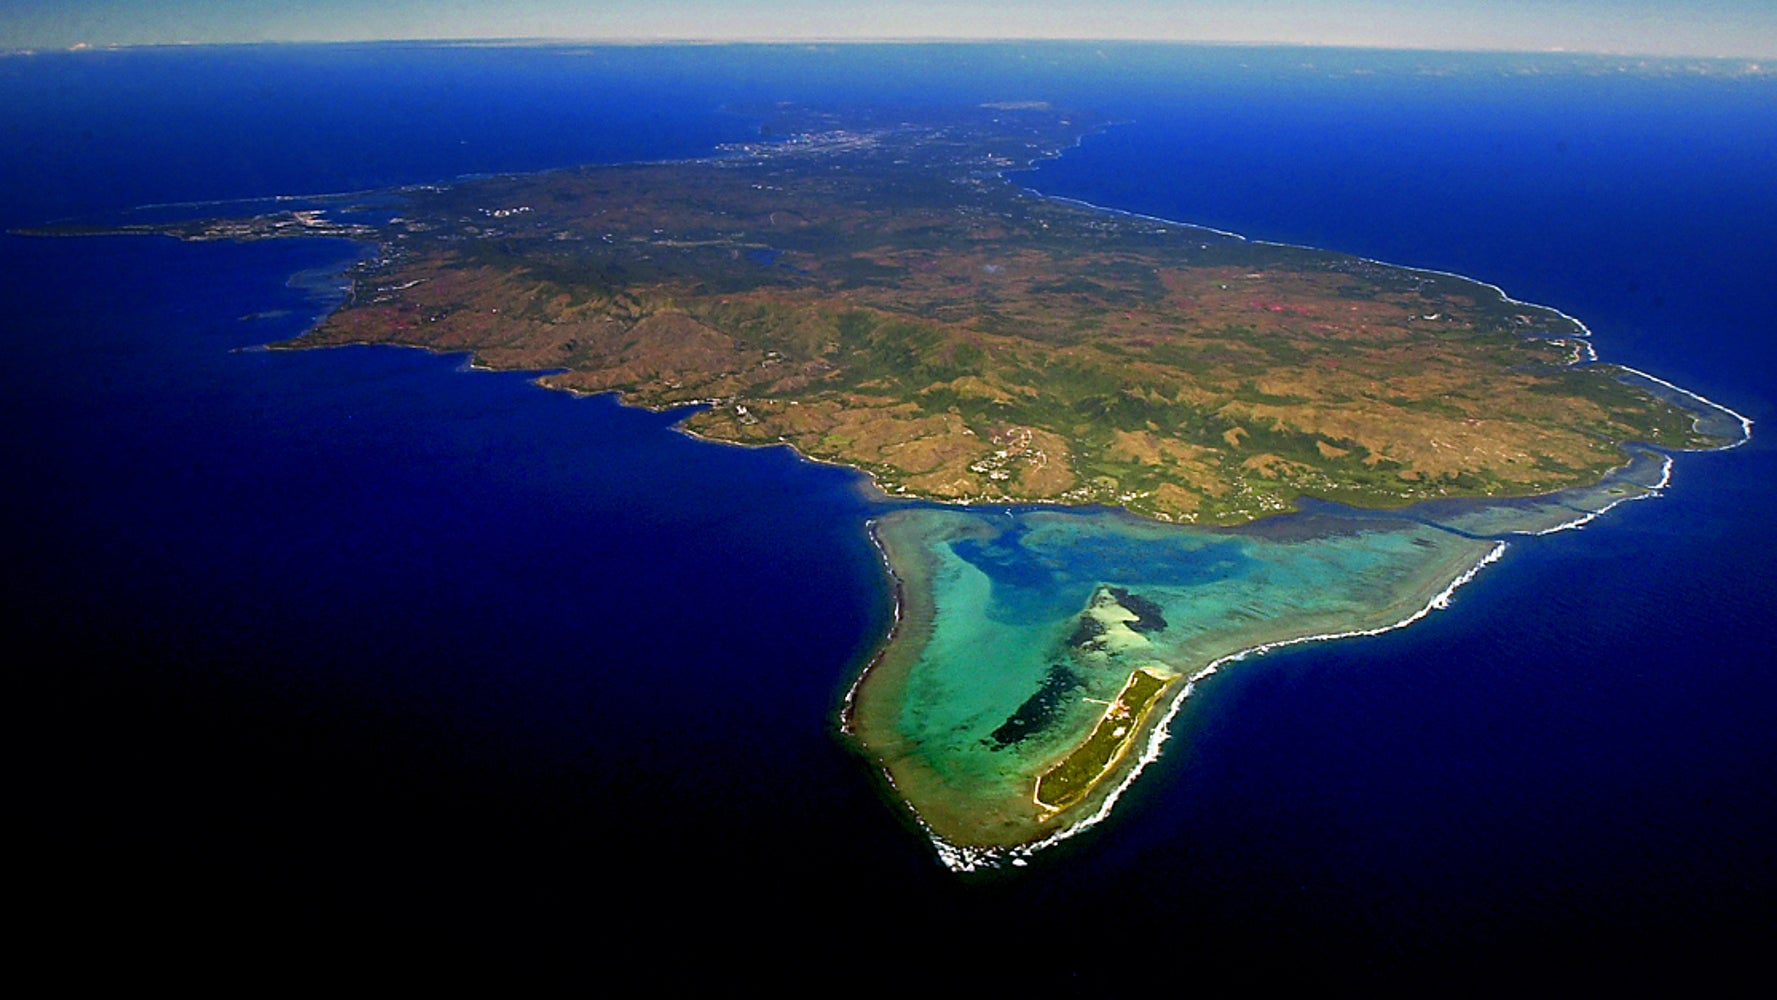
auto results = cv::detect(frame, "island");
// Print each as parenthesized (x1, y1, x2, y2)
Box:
(43, 103, 1747, 867)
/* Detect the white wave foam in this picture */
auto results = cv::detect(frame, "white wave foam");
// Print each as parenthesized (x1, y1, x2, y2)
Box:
(837, 519, 904, 736)
(1027, 192, 1247, 241)
(1517, 453, 1676, 536)
(1017, 181, 1612, 346)
(926, 540, 1511, 872)
(1019, 144, 1754, 462)
(1654, 453, 1675, 490)
(1615, 365, 1755, 449)
(1524, 508, 1602, 536)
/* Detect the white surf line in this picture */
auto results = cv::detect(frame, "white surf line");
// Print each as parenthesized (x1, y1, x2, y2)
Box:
(1652, 452, 1676, 490)
(924, 133, 1753, 870)
(929, 540, 1511, 872)
(1518, 454, 1676, 536)
(126, 185, 400, 214)
(1006, 138, 1754, 511)
(837, 518, 905, 737)
(1026, 192, 1249, 241)
(1527, 508, 1605, 537)
(1017, 143, 1591, 336)
(1004, 123, 1761, 440)
(1615, 364, 1755, 448)
(1030, 182, 1610, 342)
(1019, 155, 1758, 461)
(1011, 171, 1589, 345)
(122, 136, 741, 221)
(984, 117, 1248, 243)
(1007, 121, 1758, 473)
(1363, 258, 1603, 337)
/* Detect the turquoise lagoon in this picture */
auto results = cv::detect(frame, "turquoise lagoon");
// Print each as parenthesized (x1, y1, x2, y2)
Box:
(846, 453, 1691, 866)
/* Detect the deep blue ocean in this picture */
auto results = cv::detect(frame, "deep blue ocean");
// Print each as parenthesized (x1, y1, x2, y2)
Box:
(5, 44, 1774, 982)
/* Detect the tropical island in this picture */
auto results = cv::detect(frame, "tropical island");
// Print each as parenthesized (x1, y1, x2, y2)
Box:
(44, 103, 1746, 865)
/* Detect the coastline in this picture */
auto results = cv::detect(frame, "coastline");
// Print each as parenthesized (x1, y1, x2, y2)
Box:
(844, 503, 1511, 870)
(1017, 126, 1755, 451)
(1613, 365, 1755, 448)
(64, 107, 1754, 874)
(1017, 124, 1592, 336)
(838, 516, 908, 737)
(277, 116, 1751, 531)
(952, 538, 1513, 873)
(85, 107, 1754, 520)
(1517, 452, 1674, 537)
(265, 204, 1748, 872)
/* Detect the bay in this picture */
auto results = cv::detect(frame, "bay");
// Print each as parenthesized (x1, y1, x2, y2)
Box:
(5, 43, 1773, 984)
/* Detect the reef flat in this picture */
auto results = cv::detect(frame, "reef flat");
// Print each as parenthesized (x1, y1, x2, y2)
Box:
(44, 102, 1748, 864)
(845, 504, 1509, 862)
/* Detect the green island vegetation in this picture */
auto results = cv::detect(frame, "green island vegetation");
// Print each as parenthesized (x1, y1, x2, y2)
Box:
(74, 103, 1723, 526)
(1035, 668, 1169, 812)
(64, 103, 1741, 861)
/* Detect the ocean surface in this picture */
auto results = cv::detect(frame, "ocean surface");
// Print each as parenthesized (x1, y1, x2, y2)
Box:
(5, 43, 1774, 981)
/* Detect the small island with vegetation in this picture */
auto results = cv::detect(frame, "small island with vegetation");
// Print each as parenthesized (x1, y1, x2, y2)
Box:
(38, 102, 1745, 866)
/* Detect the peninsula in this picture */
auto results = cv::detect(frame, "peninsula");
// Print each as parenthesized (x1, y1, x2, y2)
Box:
(55, 103, 1744, 864)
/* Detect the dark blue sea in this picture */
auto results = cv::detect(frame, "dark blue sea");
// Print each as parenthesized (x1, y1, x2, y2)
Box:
(5, 44, 1774, 983)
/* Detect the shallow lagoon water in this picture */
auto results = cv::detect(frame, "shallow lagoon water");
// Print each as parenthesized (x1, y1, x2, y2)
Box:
(857, 502, 1513, 854)
(7, 43, 1775, 982)
(854, 364, 1746, 855)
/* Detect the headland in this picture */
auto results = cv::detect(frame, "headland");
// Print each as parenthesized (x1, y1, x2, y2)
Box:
(35, 102, 1748, 866)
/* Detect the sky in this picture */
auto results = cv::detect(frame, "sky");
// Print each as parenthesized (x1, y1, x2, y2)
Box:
(3, 0, 1776, 59)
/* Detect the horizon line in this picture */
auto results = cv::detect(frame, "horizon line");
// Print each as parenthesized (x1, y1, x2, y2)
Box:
(8, 36, 1773, 63)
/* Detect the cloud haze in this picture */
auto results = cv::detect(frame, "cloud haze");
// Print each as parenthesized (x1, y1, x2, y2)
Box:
(5, 1, 1775, 59)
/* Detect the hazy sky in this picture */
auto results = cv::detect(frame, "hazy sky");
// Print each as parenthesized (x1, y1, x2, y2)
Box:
(5, 1, 1776, 59)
